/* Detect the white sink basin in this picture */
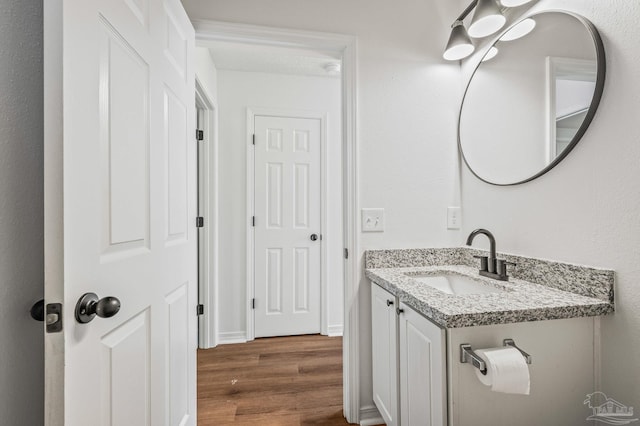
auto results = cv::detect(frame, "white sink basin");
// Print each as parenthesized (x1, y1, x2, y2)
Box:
(405, 273, 507, 295)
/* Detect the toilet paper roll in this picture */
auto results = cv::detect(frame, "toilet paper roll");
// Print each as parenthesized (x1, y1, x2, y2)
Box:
(474, 347, 530, 395)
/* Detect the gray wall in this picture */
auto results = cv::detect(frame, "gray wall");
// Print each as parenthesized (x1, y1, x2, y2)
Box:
(0, 0, 44, 424)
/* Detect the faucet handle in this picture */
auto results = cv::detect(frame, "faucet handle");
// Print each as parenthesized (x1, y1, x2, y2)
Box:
(496, 259, 516, 278)
(473, 255, 489, 272)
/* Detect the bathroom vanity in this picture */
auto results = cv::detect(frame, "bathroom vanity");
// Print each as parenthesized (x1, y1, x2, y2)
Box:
(366, 248, 614, 426)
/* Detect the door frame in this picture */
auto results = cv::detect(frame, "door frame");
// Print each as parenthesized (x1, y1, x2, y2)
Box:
(247, 109, 329, 339)
(193, 20, 360, 423)
(196, 78, 219, 349)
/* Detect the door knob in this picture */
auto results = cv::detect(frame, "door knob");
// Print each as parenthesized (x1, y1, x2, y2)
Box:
(75, 292, 121, 324)
(310, 234, 318, 241)
(30, 299, 45, 322)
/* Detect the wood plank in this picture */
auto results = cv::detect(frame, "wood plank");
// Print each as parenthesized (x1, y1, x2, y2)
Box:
(197, 335, 381, 425)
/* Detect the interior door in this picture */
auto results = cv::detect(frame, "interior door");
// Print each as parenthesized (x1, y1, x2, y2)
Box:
(44, 0, 196, 424)
(253, 115, 322, 337)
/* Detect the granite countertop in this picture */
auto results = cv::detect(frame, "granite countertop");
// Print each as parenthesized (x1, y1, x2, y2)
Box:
(365, 248, 614, 328)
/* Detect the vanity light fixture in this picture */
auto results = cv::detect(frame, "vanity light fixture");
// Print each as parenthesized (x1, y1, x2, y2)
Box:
(468, 0, 506, 38)
(499, 18, 536, 41)
(443, 0, 508, 61)
(482, 46, 499, 62)
(443, 20, 476, 61)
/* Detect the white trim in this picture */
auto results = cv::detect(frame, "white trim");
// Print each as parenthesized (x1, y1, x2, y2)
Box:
(217, 332, 249, 345)
(546, 56, 598, 163)
(327, 325, 344, 337)
(247, 108, 329, 339)
(245, 108, 255, 342)
(193, 20, 359, 423)
(195, 78, 219, 349)
(321, 112, 329, 336)
(44, 0, 64, 424)
(358, 405, 384, 426)
(342, 35, 360, 425)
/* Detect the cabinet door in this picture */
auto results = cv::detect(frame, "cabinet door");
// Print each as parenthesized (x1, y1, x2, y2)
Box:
(371, 284, 399, 426)
(399, 303, 446, 426)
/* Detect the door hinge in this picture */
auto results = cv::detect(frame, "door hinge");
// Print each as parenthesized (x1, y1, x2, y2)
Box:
(252, 216, 255, 227)
(196, 217, 204, 228)
(46, 303, 63, 333)
(196, 129, 204, 141)
(252, 298, 256, 310)
(344, 248, 349, 259)
(197, 304, 204, 315)
(252, 134, 255, 145)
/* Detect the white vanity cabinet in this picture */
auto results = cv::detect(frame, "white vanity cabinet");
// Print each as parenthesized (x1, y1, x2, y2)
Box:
(372, 280, 599, 426)
(371, 284, 399, 426)
(371, 284, 447, 426)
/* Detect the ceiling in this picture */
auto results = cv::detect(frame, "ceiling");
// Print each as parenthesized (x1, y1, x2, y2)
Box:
(207, 41, 342, 78)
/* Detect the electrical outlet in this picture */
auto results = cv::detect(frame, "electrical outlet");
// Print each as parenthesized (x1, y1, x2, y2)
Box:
(447, 207, 461, 229)
(361, 208, 385, 232)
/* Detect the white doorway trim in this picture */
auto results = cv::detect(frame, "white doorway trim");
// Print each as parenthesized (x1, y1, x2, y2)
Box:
(193, 21, 360, 423)
(196, 78, 219, 349)
(246, 108, 329, 340)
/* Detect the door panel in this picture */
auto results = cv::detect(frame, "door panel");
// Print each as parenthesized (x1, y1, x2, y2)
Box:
(371, 284, 398, 426)
(166, 283, 189, 426)
(254, 116, 321, 337)
(294, 247, 310, 312)
(99, 17, 150, 257)
(44, 0, 196, 424)
(165, 88, 189, 244)
(101, 310, 150, 426)
(399, 303, 446, 426)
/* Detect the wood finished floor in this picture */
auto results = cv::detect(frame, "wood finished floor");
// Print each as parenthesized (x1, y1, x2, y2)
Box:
(197, 334, 372, 425)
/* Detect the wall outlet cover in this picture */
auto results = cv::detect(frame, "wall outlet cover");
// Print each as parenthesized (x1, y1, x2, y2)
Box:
(447, 206, 461, 230)
(361, 208, 385, 232)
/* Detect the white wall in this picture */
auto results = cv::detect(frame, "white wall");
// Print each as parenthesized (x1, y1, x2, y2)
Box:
(459, 0, 640, 408)
(0, 0, 44, 424)
(183, 0, 462, 413)
(215, 69, 343, 338)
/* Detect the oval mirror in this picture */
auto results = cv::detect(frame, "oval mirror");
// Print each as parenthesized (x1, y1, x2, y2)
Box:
(458, 11, 606, 185)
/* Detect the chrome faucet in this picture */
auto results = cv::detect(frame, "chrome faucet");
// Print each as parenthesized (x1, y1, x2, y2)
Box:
(465, 228, 515, 281)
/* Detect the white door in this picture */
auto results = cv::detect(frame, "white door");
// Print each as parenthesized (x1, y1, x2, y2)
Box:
(399, 303, 447, 426)
(253, 115, 322, 337)
(44, 0, 196, 424)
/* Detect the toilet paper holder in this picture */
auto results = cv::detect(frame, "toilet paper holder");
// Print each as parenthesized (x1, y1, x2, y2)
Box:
(460, 339, 532, 375)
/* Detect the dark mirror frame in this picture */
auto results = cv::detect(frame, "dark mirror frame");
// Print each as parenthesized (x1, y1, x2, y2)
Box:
(457, 10, 606, 186)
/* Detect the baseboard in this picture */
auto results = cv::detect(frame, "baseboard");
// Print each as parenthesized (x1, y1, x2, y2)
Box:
(327, 324, 344, 337)
(217, 331, 247, 345)
(359, 405, 384, 426)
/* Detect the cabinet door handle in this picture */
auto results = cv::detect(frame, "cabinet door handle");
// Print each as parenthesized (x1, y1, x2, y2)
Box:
(396, 307, 404, 315)
(386, 299, 394, 306)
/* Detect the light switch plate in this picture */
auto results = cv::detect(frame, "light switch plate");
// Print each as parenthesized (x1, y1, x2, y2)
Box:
(447, 206, 461, 229)
(362, 208, 385, 232)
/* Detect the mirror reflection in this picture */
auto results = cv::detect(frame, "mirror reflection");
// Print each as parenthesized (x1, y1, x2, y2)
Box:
(458, 11, 604, 185)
